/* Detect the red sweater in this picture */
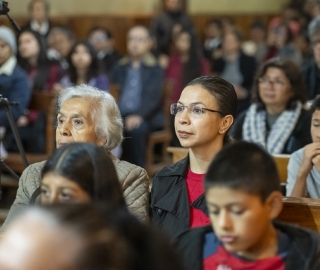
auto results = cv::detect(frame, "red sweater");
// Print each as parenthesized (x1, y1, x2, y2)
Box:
(186, 168, 210, 228)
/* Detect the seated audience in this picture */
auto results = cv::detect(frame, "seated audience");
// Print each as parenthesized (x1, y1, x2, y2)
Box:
(150, 0, 195, 56)
(56, 41, 109, 91)
(265, 22, 302, 66)
(46, 25, 75, 73)
(0, 84, 149, 233)
(18, 29, 61, 91)
(212, 28, 257, 114)
(231, 57, 312, 154)
(176, 141, 320, 270)
(242, 20, 268, 65)
(301, 17, 320, 100)
(202, 19, 222, 61)
(150, 76, 237, 237)
(6, 29, 61, 153)
(286, 96, 320, 197)
(22, 0, 51, 39)
(0, 26, 31, 138)
(112, 26, 164, 167)
(88, 27, 122, 75)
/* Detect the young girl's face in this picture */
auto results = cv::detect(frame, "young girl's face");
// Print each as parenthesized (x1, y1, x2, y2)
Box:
(71, 44, 92, 69)
(0, 39, 12, 66)
(18, 32, 40, 60)
(41, 172, 91, 204)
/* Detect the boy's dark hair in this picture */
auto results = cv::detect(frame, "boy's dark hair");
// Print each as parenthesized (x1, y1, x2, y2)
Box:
(204, 141, 281, 201)
(310, 95, 320, 114)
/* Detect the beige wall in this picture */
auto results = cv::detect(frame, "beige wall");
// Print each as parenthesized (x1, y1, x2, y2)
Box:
(5, 0, 286, 17)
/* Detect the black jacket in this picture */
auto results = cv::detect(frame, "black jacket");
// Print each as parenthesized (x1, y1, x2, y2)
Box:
(150, 156, 208, 238)
(111, 54, 164, 130)
(301, 60, 320, 100)
(230, 108, 312, 154)
(175, 222, 320, 270)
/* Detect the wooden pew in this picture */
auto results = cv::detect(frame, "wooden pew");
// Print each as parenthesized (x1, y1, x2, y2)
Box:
(4, 92, 56, 174)
(167, 147, 290, 184)
(277, 197, 320, 233)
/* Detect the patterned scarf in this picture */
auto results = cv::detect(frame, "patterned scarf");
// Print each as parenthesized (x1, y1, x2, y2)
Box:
(243, 102, 302, 154)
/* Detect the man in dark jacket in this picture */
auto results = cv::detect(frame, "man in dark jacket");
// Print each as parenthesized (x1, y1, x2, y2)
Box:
(112, 26, 164, 167)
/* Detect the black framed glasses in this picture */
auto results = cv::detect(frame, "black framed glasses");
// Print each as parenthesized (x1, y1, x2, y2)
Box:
(170, 103, 224, 118)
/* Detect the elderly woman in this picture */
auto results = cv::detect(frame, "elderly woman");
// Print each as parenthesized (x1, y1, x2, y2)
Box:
(1, 84, 149, 232)
(231, 57, 312, 154)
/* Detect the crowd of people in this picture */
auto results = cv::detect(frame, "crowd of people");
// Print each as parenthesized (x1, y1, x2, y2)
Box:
(1, 0, 320, 269)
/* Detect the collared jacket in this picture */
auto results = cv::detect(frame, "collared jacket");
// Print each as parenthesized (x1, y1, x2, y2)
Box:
(1, 154, 149, 233)
(111, 53, 164, 130)
(175, 222, 320, 270)
(150, 156, 208, 238)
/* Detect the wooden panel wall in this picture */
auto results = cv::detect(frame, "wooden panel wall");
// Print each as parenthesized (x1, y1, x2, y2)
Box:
(0, 13, 276, 55)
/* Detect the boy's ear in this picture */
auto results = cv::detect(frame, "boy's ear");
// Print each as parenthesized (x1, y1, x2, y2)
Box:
(265, 191, 283, 220)
(219, 115, 234, 134)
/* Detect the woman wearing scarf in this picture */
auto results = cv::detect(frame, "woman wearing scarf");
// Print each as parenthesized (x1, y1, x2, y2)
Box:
(231, 57, 312, 154)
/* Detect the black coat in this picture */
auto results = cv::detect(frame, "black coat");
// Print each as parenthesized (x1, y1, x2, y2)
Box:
(175, 222, 320, 270)
(111, 55, 164, 130)
(150, 156, 208, 238)
(301, 60, 320, 100)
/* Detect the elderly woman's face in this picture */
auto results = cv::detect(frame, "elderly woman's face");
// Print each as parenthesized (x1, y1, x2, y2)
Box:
(56, 97, 105, 148)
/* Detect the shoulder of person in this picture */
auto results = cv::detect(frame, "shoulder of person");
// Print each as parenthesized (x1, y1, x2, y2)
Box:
(112, 157, 149, 184)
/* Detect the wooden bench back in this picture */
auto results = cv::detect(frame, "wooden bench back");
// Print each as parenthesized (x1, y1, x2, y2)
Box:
(277, 197, 320, 232)
(167, 147, 290, 183)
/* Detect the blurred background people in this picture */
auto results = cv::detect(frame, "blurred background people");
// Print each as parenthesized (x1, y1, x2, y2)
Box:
(46, 25, 75, 73)
(88, 26, 122, 76)
(231, 58, 312, 154)
(212, 28, 257, 115)
(150, 0, 195, 57)
(5, 29, 62, 153)
(112, 26, 164, 167)
(56, 41, 109, 92)
(23, 0, 51, 39)
(0, 26, 31, 157)
(265, 22, 302, 65)
(18, 29, 61, 92)
(202, 19, 222, 61)
(301, 17, 320, 100)
(242, 20, 268, 65)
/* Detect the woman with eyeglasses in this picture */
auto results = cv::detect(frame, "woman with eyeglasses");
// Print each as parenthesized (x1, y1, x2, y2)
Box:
(150, 76, 237, 237)
(230, 57, 312, 154)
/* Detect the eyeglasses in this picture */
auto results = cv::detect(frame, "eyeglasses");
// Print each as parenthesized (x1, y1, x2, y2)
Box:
(170, 103, 224, 118)
(258, 77, 287, 88)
